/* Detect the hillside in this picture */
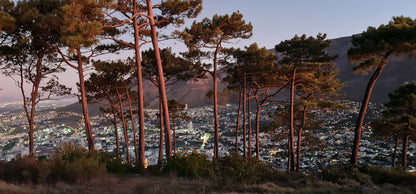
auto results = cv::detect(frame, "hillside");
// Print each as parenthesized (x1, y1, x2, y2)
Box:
(62, 35, 416, 113)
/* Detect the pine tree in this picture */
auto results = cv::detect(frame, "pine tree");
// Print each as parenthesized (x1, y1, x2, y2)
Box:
(179, 11, 252, 160)
(348, 16, 416, 165)
(275, 33, 337, 172)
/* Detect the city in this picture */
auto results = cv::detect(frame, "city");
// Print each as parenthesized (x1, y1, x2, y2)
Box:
(1, 100, 412, 171)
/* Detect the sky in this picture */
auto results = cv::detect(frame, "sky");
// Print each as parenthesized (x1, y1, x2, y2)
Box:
(1, 0, 416, 103)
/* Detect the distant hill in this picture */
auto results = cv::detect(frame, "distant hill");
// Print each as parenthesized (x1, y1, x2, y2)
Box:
(328, 36, 416, 102)
(62, 35, 416, 114)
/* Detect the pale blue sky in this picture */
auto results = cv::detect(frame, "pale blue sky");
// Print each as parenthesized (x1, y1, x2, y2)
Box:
(191, 0, 416, 49)
(2, 0, 416, 102)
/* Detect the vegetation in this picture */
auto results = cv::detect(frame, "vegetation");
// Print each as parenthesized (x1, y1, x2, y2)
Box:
(1, 146, 416, 193)
(2, 0, 416, 191)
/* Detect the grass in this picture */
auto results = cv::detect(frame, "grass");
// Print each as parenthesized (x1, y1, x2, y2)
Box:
(1, 147, 416, 193)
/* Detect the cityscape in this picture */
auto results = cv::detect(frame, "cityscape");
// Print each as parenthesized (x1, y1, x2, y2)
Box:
(1, 100, 412, 170)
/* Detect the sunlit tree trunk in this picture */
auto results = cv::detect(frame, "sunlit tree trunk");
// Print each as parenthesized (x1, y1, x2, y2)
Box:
(132, 1, 146, 166)
(248, 96, 252, 157)
(77, 48, 94, 150)
(255, 95, 261, 160)
(235, 89, 242, 154)
(289, 66, 296, 172)
(296, 106, 307, 172)
(125, 84, 139, 163)
(116, 84, 130, 164)
(146, 0, 172, 158)
(212, 44, 221, 160)
(351, 63, 386, 165)
(159, 99, 164, 163)
(110, 103, 120, 155)
(243, 71, 247, 158)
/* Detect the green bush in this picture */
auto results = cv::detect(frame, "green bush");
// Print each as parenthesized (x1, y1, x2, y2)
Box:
(163, 152, 215, 178)
(318, 163, 371, 184)
(216, 154, 277, 184)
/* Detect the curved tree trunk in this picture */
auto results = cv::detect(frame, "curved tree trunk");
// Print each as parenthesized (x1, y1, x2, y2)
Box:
(77, 49, 94, 150)
(235, 89, 242, 154)
(133, 1, 146, 166)
(146, 0, 172, 158)
(351, 64, 386, 165)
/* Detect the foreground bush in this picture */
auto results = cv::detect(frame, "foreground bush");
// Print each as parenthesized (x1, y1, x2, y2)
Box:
(163, 152, 215, 178)
(0, 144, 107, 184)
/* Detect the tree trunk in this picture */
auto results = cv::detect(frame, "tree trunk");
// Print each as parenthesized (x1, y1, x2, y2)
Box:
(125, 84, 139, 163)
(146, 0, 172, 158)
(255, 95, 261, 160)
(248, 97, 252, 157)
(351, 64, 386, 165)
(111, 103, 120, 155)
(116, 84, 130, 164)
(133, 0, 146, 166)
(77, 49, 94, 150)
(402, 135, 409, 168)
(392, 135, 399, 168)
(212, 45, 221, 160)
(288, 67, 296, 172)
(296, 106, 307, 172)
(158, 99, 164, 163)
(172, 117, 176, 154)
(243, 71, 247, 158)
(235, 89, 242, 154)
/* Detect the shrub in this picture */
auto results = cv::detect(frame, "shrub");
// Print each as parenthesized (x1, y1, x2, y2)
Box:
(0, 156, 40, 184)
(163, 152, 215, 178)
(318, 163, 371, 184)
(216, 154, 276, 184)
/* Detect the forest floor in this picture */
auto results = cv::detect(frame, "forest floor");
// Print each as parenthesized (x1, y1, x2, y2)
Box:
(0, 174, 413, 194)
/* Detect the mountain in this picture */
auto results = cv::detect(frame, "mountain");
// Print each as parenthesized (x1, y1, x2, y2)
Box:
(62, 35, 416, 114)
(328, 36, 416, 102)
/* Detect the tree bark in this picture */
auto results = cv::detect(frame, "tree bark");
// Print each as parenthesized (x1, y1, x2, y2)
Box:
(350, 64, 386, 165)
(158, 99, 164, 163)
(77, 48, 94, 150)
(392, 135, 399, 168)
(125, 84, 139, 163)
(402, 135, 409, 168)
(172, 116, 176, 154)
(243, 71, 247, 158)
(146, 0, 172, 158)
(296, 106, 307, 172)
(212, 45, 221, 160)
(116, 84, 130, 164)
(110, 103, 120, 155)
(133, 0, 146, 166)
(255, 95, 261, 160)
(288, 67, 296, 172)
(235, 89, 242, 154)
(248, 96, 252, 157)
